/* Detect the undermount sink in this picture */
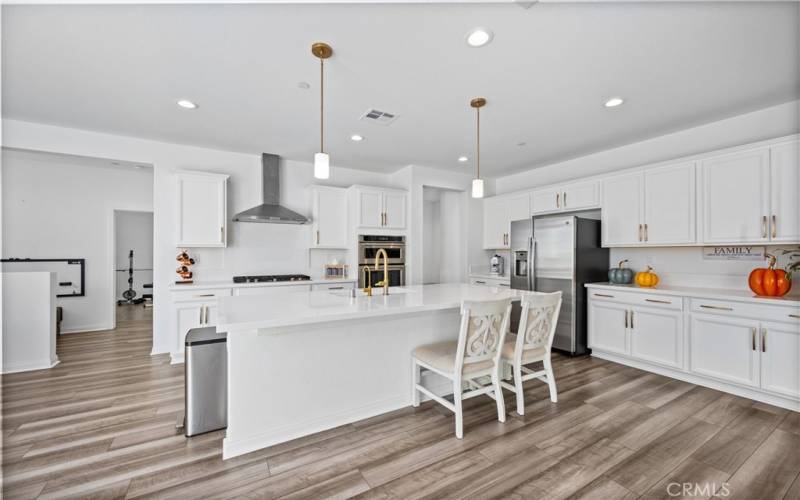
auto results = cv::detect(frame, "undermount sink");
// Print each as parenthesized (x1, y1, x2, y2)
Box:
(329, 287, 414, 297)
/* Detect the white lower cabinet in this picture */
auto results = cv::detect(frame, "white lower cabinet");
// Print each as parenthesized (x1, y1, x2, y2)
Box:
(630, 306, 683, 369)
(588, 300, 628, 355)
(689, 314, 760, 388)
(173, 299, 220, 363)
(588, 286, 800, 410)
(759, 321, 800, 399)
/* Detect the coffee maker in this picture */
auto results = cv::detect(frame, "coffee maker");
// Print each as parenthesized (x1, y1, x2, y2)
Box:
(490, 254, 504, 276)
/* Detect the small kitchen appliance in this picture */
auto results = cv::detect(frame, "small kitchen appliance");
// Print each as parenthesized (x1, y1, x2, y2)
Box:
(490, 254, 504, 276)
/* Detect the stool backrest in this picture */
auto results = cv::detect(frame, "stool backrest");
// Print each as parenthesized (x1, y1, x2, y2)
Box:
(514, 291, 562, 356)
(456, 298, 513, 373)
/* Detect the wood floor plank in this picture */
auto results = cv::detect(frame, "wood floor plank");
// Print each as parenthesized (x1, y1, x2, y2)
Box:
(640, 457, 730, 500)
(719, 428, 800, 500)
(568, 476, 637, 500)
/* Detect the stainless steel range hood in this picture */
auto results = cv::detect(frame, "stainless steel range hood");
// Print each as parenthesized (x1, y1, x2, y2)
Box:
(232, 153, 308, 224)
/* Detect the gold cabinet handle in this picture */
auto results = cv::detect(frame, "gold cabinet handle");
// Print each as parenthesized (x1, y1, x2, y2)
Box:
(761, 328, 767, 352)
(790, 314, 800, 319)
(638, 224, 643, 242)
(772, 215, 777, 238)
(316, 230, 320, 245)
(563, 192, 567, 207)
(594, 293, 615, 298)
(700, 304, 733, 311)
(556, 193, 560, 208)
(644, 223, 648, 242)
(751, 327, 756, 351)
(624, 310, 628, 329)
(193, 293, 215, 298)
(645, 298, 671, 304)
(220, 226, 224, 242)
(762, 216, 767, 238)
(630, 310, 634, 329)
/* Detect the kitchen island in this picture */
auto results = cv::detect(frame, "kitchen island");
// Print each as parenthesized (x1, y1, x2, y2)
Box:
(217, 283, 527, 459)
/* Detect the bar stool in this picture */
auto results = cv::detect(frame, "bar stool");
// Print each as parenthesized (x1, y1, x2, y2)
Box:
(411, 297, 513, 438)
(500, 291, 562, 415)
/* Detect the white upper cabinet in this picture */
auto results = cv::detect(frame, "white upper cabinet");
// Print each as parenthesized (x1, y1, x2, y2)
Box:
(602, 172, 644, 246)
(483, 196, 509, 249)
(175, 171, 229, 248)
(700, 148, 770, 244)
(532, 180, 599, 215)
(309, 186, 347, 248)
(383, 191, 407, 229)
(354, 187, 406, 230)
(644, 162, 696, 245)
(507, 194, 531, 223)
(602, 163, 695, 247)
(769, 140, 800, 243)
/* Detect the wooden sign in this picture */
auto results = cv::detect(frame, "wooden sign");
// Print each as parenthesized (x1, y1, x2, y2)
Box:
(703, 246, 765, 261)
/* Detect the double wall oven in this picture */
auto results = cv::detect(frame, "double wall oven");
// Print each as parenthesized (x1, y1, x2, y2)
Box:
(358, 235, 405, 288)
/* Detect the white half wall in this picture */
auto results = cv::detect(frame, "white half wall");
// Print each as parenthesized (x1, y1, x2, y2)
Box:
(1, 272, 59, 373)
(1, 150, 154, 332)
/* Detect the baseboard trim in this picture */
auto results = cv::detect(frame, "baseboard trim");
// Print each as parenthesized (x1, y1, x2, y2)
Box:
(61, 324, 113, 334)
(591, 350, 800, 412)
(3, 358, 60, 374)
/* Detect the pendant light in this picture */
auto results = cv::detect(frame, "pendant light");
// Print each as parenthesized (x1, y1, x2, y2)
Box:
(312, 42, 333, 179)
(470, 97, 486, 198)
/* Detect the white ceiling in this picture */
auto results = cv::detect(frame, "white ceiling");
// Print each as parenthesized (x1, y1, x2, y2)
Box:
(2, 2, 798, 176)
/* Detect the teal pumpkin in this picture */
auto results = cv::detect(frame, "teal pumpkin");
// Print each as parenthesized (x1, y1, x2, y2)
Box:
(608, 260, 634, 284)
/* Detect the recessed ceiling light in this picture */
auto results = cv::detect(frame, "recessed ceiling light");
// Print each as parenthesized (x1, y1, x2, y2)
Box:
(516, 142, 527, 147)
(604, 97, 624, 108)
(297, 81, 310, 90)
(466, 28, 493, 48)
(458, 156, 469, 163)
(177, 99, 198, 109)
(350, 134, 364, 142)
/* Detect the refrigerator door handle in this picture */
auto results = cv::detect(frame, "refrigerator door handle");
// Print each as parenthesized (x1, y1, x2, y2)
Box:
(528, 237, 536, 291)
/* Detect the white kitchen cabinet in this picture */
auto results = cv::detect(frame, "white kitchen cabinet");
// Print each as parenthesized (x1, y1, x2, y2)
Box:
(173, 300, 219, 363)
(175, 171, 229, 247)
(532, 181, 599, 215)
(383, 191, 407, 229)
(601, 172, 644, 246)
(588, 300, 629, 356)
(769, 140, 800, 242)
(354, 187, 406, 230)
(759, 320, 800, 399)
(483, 196, 509, 249)
(629, 306, 683, 369)
(689, 314, 760, 388)
(311, 282, 356, 291)
(507, 194, 531, 223)
(700, 148, 770, 244)
(469, 277, 510, 288)
(644, 162, 696, 245)
(309, 186, 347, 248)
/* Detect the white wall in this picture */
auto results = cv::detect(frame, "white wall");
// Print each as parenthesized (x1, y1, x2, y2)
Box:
(494, 100, 800, 194)
(1, 150, 153, 332)
(115, 210, 154, 301)
(1, 119, 400, 354)
(422, 197, 441, 284)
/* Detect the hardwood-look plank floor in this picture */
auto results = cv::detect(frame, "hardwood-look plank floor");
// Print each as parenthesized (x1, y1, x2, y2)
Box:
(2, 306, 799, 499)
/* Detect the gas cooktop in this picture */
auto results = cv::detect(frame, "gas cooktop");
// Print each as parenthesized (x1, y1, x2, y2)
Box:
(232, 274, 311, 284)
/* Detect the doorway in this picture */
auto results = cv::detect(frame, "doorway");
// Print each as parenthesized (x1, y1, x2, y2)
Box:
(422, 186, 465, 284)
(113, 210, 154, 325)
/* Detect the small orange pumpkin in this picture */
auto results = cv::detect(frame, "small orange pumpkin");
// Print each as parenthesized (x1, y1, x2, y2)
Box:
(749, 254, 791, 297)
(635, 266, 659, 288)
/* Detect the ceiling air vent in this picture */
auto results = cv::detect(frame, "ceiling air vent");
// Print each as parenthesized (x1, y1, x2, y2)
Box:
(360, 109, 399, 126)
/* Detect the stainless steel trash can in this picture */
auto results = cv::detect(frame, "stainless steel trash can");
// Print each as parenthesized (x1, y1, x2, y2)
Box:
(185, 326, 227, 437)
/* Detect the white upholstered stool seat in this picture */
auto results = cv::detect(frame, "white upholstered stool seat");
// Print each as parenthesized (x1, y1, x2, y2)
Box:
(411, 297, 513, 439)
(412, 341, 494, 375)
(500, 335, 546, 365)
(500, 291, 563, 416)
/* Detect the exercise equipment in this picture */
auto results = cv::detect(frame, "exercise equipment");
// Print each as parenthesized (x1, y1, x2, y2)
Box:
(118, 250, 145, 306)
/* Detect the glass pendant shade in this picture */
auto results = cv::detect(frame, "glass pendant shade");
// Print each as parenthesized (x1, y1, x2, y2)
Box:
(471, 178, 484, 198)
(314, 152, 330, 179)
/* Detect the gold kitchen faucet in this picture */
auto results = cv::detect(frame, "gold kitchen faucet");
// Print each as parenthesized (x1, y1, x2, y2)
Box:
(374, 248, 389, 296)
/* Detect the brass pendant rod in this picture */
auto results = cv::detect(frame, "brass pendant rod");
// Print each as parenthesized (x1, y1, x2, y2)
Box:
(476, 106, 480, 180)
(320, 58, 324, 154)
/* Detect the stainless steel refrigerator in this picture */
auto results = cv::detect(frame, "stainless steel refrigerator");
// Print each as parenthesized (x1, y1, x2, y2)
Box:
(509, 215, 608, 355)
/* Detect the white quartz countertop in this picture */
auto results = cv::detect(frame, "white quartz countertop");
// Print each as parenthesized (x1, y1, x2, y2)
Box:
(469, 273, 510, 281)
(585, 282, 800, 307)
(217, 283, 531, 331)
(169, 278, 356, 291)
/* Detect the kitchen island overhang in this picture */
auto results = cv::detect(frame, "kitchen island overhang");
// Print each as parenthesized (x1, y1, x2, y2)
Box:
(217, 284, 528, 459)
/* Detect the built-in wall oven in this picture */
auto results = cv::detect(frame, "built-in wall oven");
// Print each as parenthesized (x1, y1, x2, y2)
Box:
(358, 235, 406, 288)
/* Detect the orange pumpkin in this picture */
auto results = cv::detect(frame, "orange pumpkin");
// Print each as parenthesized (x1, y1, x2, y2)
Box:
(749, 254, 791, 297)
(635, 266, 659, 288)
